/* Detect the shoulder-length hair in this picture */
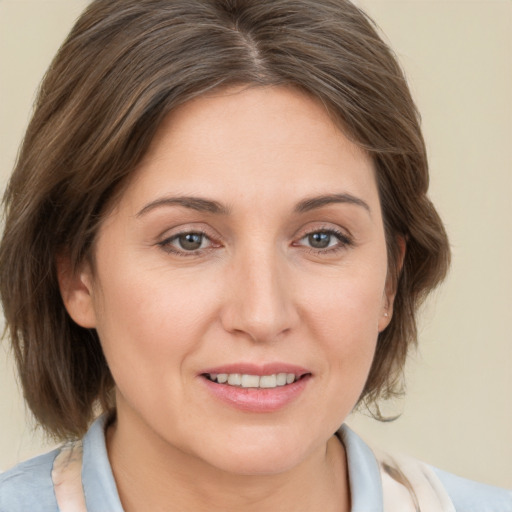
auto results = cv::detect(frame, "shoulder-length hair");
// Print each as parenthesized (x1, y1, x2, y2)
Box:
(0, 0, 449, 439)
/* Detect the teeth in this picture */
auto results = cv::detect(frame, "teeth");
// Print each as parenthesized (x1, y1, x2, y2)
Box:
(241, 374, 260, 388)
(227, 374, 242, 386)
(207, 372, 300, 388)
(276, 373, 287, 386)
(259, 374, 277, 388)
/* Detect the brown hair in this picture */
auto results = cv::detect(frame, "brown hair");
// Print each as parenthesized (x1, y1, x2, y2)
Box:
(0, 0, 450, 439)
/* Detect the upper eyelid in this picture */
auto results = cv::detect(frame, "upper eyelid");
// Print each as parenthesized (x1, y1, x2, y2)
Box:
(296, 230, 351, 245)
(158, 224, 218, 241)
(157, 226, 350, 241)
(294, 223, 352, 240)
(155, 222, 352, 247)
(160, 231, 215, 249)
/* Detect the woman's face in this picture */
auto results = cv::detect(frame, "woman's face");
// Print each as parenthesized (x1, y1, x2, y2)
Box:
(66, 86, 394, 475)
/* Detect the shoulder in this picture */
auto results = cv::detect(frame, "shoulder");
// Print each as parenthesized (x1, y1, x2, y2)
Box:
(339, 424, 512, 512)
(0, 448, 60, 512)
(380, 450, 512, 512)
(431, 466, 512, 512)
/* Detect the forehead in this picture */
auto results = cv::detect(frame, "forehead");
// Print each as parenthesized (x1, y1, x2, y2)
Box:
(146, 85, 366, 163)
(119, 85, 379, 215)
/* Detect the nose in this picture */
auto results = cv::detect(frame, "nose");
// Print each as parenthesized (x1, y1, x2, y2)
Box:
(220, 247, 299, 343)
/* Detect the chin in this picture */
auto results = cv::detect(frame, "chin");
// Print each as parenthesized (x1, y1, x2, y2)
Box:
(209, 447, 307, 477)
(191, 425, 317, 476)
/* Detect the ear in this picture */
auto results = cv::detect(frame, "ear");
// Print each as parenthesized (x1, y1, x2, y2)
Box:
(56, 254, 97, 328)
(378, 236, 406, 332)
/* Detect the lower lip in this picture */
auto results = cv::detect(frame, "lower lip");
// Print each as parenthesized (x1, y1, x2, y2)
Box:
(200, 375, 311, 413)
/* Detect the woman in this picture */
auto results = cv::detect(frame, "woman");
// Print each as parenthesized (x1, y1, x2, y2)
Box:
(0, 0, 510, 510)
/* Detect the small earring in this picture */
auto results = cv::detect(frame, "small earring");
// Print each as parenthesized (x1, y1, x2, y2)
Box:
(384, 312, 389, 317)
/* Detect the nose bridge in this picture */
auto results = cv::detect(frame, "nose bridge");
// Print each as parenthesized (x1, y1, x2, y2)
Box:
(222, 241, 297, 342)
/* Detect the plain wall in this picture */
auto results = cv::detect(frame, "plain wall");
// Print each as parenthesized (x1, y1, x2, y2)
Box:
(0, 0, 511, 488)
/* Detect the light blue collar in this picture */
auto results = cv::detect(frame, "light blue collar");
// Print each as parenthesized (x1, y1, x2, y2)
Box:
(82, 414, 124, 511)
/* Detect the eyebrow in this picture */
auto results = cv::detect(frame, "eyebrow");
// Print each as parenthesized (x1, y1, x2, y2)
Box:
(136, 196, 230, 217)
(136, 192, 370, 218)
(294, 193, 371, 214)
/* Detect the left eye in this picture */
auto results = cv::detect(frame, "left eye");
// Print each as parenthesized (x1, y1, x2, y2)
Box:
(298, 230, 349, 250)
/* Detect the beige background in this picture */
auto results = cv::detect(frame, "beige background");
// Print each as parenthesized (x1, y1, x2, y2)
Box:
(1, 0, 511, 488)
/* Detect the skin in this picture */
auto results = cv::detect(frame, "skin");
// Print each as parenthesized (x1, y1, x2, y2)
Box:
(60, 85, 396, 511)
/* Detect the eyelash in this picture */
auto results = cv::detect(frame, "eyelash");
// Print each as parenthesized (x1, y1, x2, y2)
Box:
(295, 228, 353, 255)
(157, 228, 353, 257)
(158, 230, 220, 257)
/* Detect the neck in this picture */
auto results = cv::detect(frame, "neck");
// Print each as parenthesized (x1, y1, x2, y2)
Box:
(106, 406, 350, 512)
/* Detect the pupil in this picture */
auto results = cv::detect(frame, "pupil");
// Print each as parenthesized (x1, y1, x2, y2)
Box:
(309, 232, 330, 249)
(179, 233, 203, 250)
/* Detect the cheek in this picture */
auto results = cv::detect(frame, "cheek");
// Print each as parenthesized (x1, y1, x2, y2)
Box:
(299, 260, 386, 382)
(318, 288, 380, 379)
(91, 258, 242, 415)
(94, 269, 209, 350)
(276, 265, 385, 436)
(303, 261, 386, 337)
(90, 255, 209, 384)
(90, 267, 222, 430)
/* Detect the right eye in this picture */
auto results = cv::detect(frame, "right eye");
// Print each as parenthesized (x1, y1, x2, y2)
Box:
(159, 231, 214, 255)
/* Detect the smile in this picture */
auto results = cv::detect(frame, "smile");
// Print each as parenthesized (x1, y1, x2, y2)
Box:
(204, 372, 300, 388)
(200, 365, 311, 413)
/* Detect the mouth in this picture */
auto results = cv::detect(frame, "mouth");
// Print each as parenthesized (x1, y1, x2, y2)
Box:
(199, 364, 312, 412)
(202, 372, 308, 389)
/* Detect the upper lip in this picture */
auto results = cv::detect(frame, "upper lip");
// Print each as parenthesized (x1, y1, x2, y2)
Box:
(199, 362, 311, 377)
